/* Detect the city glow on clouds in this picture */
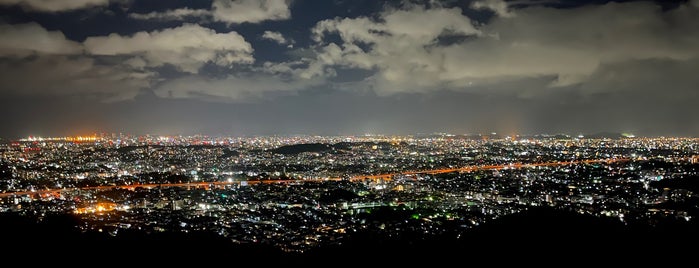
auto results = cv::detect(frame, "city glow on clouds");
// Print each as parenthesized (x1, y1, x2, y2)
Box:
(128, 0, 292, 24)
(310, 5, 481, 94)
(0, 22, 153, 101)
(84, 24, 254, 73)
(129, 8, 210, 21)
(0, 56, 153, 101)
(0, 0, 108, 12)
(0, 0, 698, 103)
(0, 23, 82, 56)
(212, 0, 291, 24)
(152, 73, 323, 101)
(308, 1, 699, 94)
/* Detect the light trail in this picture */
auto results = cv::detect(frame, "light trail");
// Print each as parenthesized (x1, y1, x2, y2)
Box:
(0, 158, 628, 198)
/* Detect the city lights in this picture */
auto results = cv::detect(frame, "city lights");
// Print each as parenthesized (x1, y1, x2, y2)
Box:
(1, 133, 697, 253)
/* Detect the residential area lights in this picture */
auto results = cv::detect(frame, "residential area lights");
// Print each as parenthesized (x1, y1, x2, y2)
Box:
(1, 134, 697, 252)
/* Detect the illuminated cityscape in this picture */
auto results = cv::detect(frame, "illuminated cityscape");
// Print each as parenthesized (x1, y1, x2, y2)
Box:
(2, 133, 697, 257)
(2, 0, 699, 264)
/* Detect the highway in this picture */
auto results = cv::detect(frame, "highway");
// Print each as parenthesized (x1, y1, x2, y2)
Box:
(0, 158, 628, 198)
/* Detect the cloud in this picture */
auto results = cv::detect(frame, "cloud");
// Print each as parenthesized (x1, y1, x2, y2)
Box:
(153, 73, 323, 102)
(152, 44, 326, 102)
(0, 0, 109, 12)
(537, 58, 699, 135)
(0, 23, 151, 101)
(126, 1, 291, 24)
(472, 0, 514, 18)
(0, 22, 82, 57)
(261, 31, 290, 45)
(128, 8, 209, 21)
(311, 5, 480, 94)
(309, 1, 699, 95)
(84, 24, 254, 73)
(0, 56, 153, 101)
(694, 0, 699, 8)
(580, 58, 699, 100)
(212, 0, 290, 24)
(461, 1, 699, 87)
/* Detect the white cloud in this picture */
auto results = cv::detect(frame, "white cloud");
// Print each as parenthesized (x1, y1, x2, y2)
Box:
(0, 23, 152, 101)
(123, 56, 147, 70)
(153, 51, 327, 102)
(84, 24, 254, 73)
(311, 5, 480, 94)
(471, 0, 515, 18)
(129, 8, 209, 20)
(0, 56, 153, 101)
(0, 23, 82, 57)
(309, 1, 699, 95)
(260, 51, 338, 80)
(212, 0, 290, 24)
(126, 0, 291, 24)
(0, 0, 108, 12)
(261, 31, 289, 45)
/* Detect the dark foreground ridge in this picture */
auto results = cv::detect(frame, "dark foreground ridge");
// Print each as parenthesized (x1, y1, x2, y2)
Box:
(2, 207, 696, 266)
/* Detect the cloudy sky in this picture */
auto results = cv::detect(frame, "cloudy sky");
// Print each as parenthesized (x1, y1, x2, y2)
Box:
(0, 0, 697, 138)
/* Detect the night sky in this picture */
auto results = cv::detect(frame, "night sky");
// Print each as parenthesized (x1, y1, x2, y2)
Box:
(0, 0, 697, 138)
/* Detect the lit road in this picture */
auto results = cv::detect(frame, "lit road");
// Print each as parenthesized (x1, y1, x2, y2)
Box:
(0, 158, 628, 198)
(348, 158, 629, 182)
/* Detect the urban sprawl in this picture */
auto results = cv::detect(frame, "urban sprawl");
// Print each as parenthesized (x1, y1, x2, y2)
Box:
(1, 134, 698, 252)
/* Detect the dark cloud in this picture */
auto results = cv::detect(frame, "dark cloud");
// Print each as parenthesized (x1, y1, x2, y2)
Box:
(309, 0, 699, 93)
(0, 55, 152, 101)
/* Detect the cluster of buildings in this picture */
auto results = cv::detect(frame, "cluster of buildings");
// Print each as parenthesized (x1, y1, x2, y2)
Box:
(1, 134, 697, 252)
